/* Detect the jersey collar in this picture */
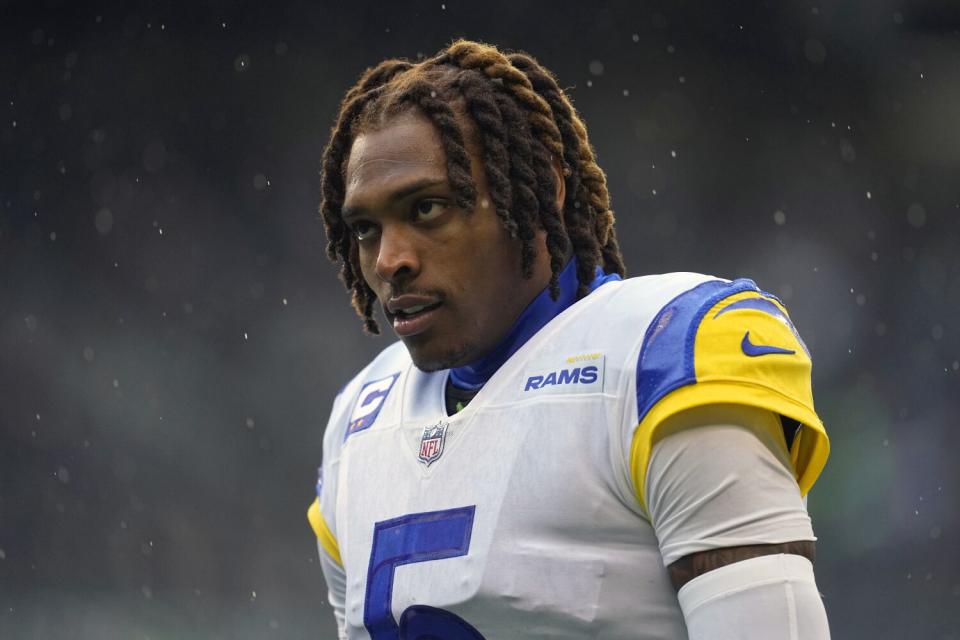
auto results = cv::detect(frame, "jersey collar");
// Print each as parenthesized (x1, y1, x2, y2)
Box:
(448, 258, 621, 391)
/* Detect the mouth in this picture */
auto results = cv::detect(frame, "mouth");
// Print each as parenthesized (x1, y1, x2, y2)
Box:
(385, 296, 444, 338)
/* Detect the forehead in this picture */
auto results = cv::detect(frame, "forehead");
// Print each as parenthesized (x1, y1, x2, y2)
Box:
(344, 111, 446, 198)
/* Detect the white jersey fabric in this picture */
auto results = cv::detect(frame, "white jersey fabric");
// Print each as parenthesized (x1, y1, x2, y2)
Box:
(646, 405, 817, 565)
(311, 272, 830, 639)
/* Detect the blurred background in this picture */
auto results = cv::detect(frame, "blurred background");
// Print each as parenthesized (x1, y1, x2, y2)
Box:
(1, 0, 958, 638)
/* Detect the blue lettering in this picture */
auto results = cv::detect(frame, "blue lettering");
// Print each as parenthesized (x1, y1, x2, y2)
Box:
(525, 365, 600, 391)
(579, 366, 598, 384)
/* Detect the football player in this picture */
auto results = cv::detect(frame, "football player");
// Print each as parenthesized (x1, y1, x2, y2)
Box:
(308, 39, 831, 639)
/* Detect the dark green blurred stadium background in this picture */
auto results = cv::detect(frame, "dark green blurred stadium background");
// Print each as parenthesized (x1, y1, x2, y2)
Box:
(2, 1, 958, 638)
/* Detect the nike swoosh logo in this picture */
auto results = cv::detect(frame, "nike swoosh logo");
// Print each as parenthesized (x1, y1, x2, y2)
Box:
(741, 331, 796, 357)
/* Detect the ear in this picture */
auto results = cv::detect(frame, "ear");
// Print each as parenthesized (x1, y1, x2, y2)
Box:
(552, 156, 567, 212)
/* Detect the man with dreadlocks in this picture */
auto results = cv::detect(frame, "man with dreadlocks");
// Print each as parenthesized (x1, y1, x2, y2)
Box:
(307, 40, 831, 639)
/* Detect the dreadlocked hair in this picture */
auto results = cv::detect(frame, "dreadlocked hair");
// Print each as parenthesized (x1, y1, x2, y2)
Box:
(319, 40, 625, 333)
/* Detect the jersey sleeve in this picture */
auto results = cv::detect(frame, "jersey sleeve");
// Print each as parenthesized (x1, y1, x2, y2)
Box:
(628, 279, 830, 512)
(645, 405, 816, 565)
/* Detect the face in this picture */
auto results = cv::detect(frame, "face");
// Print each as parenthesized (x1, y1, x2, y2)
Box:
(341, 109, 554, 371)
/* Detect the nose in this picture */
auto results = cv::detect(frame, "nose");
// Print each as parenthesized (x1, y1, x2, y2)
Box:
(374, 224, 420, 284)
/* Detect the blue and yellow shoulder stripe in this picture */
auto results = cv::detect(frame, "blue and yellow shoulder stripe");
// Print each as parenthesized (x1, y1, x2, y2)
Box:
(631, 278, 829, 511)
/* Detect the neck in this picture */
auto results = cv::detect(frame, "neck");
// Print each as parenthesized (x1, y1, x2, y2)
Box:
(448, 259, 621, 390)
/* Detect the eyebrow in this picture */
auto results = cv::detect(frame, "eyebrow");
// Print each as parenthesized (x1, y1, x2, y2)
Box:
(341, 177, 449, 220)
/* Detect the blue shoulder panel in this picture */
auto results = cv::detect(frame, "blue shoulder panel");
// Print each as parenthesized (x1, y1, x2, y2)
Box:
(635, 278, 759, 422)
(714, 296, 787, 322)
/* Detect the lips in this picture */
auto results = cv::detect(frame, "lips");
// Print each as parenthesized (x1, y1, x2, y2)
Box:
(385, 294, 443, 337)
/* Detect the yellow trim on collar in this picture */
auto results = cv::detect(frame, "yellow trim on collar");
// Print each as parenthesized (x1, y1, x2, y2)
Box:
(307, 498, 342, 567)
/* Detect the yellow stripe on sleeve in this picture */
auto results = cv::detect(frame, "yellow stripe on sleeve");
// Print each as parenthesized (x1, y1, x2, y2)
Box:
(630, 379, 830, 514)
(307, 497, 342, 567)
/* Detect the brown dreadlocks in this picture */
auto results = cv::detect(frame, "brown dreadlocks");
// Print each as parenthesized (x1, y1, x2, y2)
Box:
(319, 39, 626, 334)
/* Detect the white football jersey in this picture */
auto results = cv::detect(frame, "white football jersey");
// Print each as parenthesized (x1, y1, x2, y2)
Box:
(308, 272, 829, 639)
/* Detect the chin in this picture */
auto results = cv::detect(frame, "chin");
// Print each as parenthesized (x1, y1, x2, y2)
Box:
(404, 337, 477, 373)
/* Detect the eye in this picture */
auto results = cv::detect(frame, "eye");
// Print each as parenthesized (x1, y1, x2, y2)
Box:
(351, 220, 379, 241)
(414, 200, 448, 222)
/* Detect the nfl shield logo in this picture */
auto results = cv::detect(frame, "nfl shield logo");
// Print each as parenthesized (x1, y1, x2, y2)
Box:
(418, 421, 448, 466)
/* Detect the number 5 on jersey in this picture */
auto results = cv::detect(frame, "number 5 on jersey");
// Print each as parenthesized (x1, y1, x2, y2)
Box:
(364, 506, 486, 640)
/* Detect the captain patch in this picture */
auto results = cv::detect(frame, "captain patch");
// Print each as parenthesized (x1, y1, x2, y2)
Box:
(345, 372, 399, 440)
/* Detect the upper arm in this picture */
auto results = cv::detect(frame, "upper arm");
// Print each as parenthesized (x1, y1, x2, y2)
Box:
(644, 404, 817, 564)
(644, 404, 821, 590)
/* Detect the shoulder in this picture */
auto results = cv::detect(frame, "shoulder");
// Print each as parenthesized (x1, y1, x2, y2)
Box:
(538, 272, 734, 387)
(579, 271, 725, 316)
(630, 274, 811, 424)
(339, 339, 410, 399)
(622, 273, 829, 503)
(567, 272, 772, 337)
(323, 340, 410, 450)
(558, 271, 744, 358)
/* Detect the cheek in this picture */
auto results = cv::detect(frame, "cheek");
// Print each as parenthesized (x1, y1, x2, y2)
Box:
(356, 243, 380, 290)
(461, 241, 523, 311)
(480, 235, 524, 284)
